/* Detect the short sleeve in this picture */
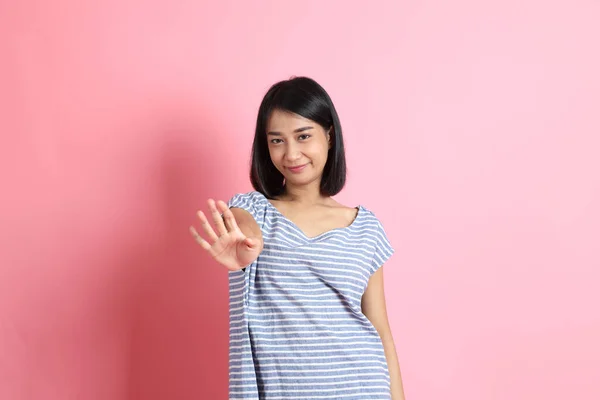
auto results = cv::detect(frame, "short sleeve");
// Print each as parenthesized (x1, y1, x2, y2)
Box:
(226, 191, 265, 227)
(370, 219, 395, 274)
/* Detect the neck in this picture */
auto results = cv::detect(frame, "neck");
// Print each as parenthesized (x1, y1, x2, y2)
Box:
(280, 180, 326, 205)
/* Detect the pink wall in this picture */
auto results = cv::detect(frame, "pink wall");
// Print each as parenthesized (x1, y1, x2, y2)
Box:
(1, 1, 599, 399)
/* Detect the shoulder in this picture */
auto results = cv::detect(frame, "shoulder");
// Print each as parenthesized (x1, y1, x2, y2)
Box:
(228, 190, 267, 205)
(324, 199, 360, 222)
(358, 205, 394, 242)
(358, 205, 385, 226)
(227, 191, 268, 222)
(359, 206, 395, 270)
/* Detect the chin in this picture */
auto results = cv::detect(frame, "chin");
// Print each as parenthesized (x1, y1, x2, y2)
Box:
(285, 175, 318, 185)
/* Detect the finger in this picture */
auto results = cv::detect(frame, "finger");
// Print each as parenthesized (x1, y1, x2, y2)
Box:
(208, 198, 227, 236)
(218, 201, 241, 233)
(196, 210, 218, 243)
(189, 226, 211, 251)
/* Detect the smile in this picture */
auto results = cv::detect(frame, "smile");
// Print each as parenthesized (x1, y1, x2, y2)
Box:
(287, 163, 308, 173)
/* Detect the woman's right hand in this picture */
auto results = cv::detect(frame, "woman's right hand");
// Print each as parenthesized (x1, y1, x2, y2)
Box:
(189, 199, 261, 271)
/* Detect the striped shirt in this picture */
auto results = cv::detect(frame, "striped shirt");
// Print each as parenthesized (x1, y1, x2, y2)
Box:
(227, 191, 395, 399)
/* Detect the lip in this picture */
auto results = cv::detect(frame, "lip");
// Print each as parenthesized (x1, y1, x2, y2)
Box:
(287, 163, 308, 173)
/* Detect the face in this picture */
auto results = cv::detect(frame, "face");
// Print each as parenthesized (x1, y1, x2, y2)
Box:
(266, 109, 331, 188)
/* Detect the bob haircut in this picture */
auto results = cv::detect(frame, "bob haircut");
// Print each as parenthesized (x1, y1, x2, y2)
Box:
(250, 76, 347, 199)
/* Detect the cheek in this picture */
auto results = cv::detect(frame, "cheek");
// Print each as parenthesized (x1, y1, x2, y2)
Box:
(308, 142, 329, 158)
(268, 146, 284, 164)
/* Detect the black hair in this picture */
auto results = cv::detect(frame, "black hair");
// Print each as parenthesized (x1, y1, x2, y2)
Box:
(250, 76, 347, 199)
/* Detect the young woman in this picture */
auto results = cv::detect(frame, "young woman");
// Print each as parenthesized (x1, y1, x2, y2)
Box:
(190, 77, 406, 399)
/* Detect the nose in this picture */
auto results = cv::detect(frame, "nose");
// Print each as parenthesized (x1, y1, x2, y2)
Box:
(284, 142, 301, 162)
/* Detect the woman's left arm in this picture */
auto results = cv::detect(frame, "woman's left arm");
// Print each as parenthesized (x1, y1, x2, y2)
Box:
(362, 266, 406, 400)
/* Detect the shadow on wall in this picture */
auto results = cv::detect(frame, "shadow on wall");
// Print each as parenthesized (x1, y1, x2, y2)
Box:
(125, 113, 234, 400)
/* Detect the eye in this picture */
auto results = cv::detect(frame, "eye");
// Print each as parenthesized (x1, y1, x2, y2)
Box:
(270, 138, 283, 144)
(298, 134, 311, 140)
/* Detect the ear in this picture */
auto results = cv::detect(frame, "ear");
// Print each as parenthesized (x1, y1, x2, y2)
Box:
(327, 127, 333, 149)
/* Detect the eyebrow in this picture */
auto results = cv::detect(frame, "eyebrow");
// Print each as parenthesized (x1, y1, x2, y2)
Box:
(267, 126, 314, 136)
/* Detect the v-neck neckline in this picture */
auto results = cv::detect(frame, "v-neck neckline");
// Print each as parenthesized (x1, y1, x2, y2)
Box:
(259, 192, 363, 241)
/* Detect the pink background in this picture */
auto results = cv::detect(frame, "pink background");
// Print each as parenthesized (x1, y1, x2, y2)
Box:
(1, 1, 599, 399)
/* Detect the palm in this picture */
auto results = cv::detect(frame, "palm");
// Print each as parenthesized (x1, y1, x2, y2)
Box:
(209, 226, 260, 270)
(190, 198, 261, 271)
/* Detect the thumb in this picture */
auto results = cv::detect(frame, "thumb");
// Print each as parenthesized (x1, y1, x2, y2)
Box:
(243, 237, 255, 248)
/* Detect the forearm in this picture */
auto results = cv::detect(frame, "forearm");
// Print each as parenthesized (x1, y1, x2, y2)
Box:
(381, 334, 406, 400)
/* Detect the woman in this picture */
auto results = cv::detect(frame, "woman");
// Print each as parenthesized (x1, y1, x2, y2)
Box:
(190, 76, 406, 399)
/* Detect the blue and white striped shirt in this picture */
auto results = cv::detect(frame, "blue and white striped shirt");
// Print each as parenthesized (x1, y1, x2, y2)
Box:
(227, 191, 395, 399)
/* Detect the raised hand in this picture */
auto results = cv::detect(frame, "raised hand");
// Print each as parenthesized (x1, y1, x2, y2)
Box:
(189, 199, 261, 271)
